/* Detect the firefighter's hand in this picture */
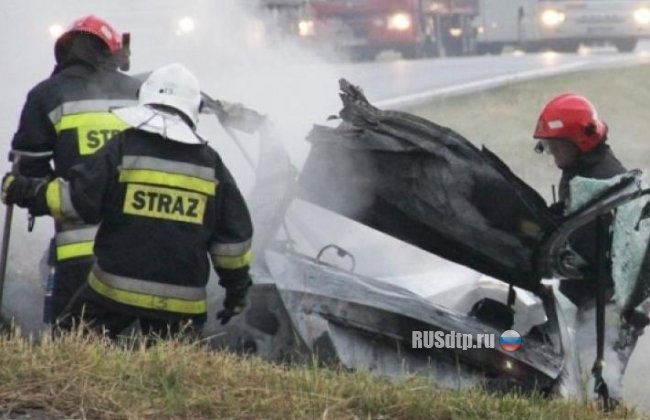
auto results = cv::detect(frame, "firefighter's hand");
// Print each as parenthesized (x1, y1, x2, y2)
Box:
(3, 173, 36, 206)
(2, 172, 48, 210)
(216, 281, 251, 325)
(216, 296, 246, 325)
(1, 173, 15, 204)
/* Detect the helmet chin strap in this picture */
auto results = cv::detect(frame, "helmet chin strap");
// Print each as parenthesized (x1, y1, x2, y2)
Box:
(117, 33, 131, 72)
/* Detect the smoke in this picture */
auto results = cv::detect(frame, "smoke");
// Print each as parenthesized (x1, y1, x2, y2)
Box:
(0, 0, 346, 333)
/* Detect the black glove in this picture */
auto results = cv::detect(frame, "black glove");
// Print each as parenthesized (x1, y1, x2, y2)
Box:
(216, 278, 252, 325)
(548, 201, 566, 217)
(1, 172, 47, 208)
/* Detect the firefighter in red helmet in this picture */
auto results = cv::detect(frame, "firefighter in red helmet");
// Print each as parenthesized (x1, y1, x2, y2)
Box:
(534, 93, 626, 304)
(534, 93, 633, 405)
(9, 15, 140, 331)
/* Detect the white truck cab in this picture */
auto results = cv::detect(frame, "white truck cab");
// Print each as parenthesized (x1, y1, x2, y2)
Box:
(475, 0, 650, 53)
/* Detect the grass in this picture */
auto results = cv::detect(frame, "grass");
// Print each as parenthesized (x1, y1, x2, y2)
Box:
(0, 330, 641, 419)
(409, 63, 650, 201)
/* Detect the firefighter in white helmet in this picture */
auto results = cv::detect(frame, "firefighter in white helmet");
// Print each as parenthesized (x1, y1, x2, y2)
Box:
(2, 63, 253, 338)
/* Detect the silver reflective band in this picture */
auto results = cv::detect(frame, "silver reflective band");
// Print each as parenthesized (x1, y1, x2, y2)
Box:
(48, 99, 137, 125)
(10, 149, 54, 158)
(209, 239, 252, 257)
(92, 264, 207, 301)
(56, 225, 98, 245)
(121, 155, 217, 182)
(59, 180, 82, 221)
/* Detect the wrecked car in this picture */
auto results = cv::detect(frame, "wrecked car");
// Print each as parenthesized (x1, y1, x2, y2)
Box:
(200, 79, 650, 400)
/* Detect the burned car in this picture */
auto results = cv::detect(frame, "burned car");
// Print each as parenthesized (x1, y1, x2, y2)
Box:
(202, 79, 650, 399)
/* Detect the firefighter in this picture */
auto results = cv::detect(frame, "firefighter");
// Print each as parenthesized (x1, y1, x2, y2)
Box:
(2, 63, 253, 339)
(533, 93, 626, 306)
(9, 15, 140, 329)
(533, 93, 634, 405)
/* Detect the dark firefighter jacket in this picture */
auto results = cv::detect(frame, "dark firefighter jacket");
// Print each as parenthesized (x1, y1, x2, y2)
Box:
(557, 142, 627, 306)
(30, 128, 254, 317)
(11, 63, 140, 265)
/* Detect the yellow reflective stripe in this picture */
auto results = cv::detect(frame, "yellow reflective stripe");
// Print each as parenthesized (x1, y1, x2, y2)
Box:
(214, 249, 253, 270)
(56, 241, 94, 261)
(46, 180, 63, 220)
(2, 175, 15, 203)
(54, 112, 130, 156)
(88, 272, 207, 315)
(119, 169, 216, 196)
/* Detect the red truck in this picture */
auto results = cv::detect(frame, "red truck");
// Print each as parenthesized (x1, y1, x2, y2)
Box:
(295, 0, 480, 59)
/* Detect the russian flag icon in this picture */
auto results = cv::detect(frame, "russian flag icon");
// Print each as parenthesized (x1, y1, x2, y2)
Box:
(499, 330, 522, 352)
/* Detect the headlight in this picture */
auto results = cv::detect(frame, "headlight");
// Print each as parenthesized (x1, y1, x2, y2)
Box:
(541, 9, 566, 27)
(634, 7, 650, 25)
(177, 17, 195, 34)
(449, 27, 463, 38)
(298, 19, 315, 37)
(387, 13, 412, 31)
(49, 24, 64, 39)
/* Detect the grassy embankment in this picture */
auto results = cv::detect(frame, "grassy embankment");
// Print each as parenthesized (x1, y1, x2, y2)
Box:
(0, 331, 640, 419)
(2, 64, 650, 419)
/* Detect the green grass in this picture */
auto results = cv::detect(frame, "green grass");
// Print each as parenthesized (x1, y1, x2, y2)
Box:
(409, 63, 650, 201)
(0, 331, 641, 419)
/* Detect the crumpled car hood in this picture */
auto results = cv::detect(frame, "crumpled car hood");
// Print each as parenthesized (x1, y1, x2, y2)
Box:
(298, 79, 557, 292)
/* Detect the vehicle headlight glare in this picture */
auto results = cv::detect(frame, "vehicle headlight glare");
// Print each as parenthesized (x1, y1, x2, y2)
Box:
(298, 20, 315, 37)
(541, 9, 566, 27)
(387, 13, 412, 31)
(49, 24, 64, 39)
(634, 8, 650, 25)
(178, 17, 195, 34)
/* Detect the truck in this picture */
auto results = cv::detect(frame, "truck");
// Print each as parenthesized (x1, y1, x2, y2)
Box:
(475, 0, 650, 54)
(291, 0, 480, 60)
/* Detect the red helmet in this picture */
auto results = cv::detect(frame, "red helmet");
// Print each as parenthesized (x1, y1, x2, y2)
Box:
(533, 93, 608, 153)
(55, 15, 123, 55)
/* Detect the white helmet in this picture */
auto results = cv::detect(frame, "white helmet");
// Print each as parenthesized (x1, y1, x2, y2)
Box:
(113, 63, 205, 144)
(139, 62, 202, 125)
